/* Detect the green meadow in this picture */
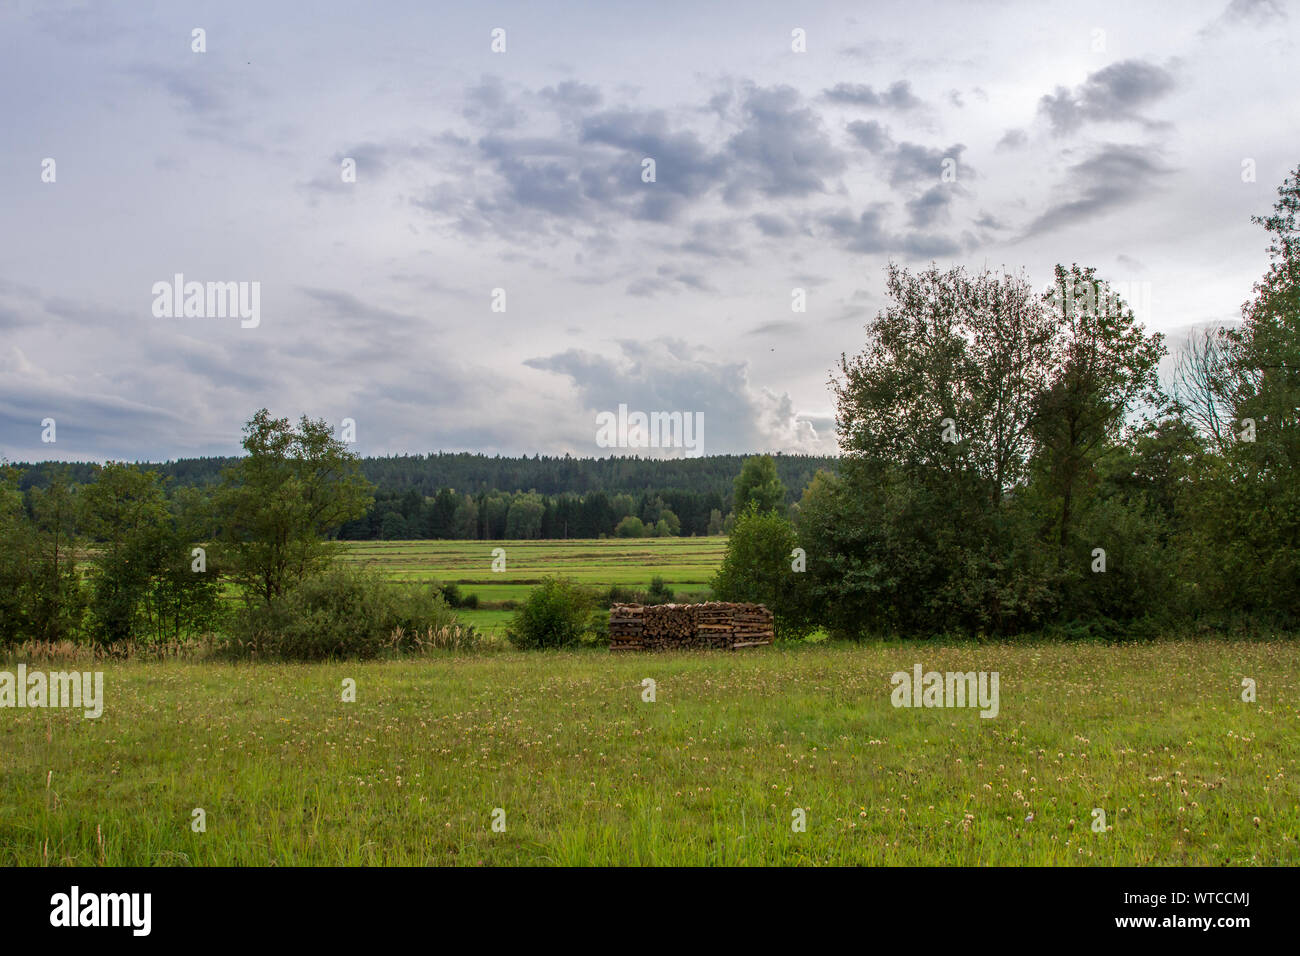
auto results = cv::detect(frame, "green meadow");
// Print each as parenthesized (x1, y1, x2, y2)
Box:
(2, 640, 1296, 866)
(338, 537, 729, 634)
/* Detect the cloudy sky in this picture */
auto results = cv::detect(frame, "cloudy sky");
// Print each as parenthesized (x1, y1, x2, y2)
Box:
(0, 0, 1295, 462)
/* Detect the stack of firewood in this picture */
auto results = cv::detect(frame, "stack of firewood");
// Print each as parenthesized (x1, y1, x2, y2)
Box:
(608, 602, 774, 651)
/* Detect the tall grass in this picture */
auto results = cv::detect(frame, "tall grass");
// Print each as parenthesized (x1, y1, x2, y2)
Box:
(2, 639, 1296, 866)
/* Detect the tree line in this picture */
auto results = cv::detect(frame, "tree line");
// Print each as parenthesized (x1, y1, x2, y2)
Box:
(11, 452, 836, 541)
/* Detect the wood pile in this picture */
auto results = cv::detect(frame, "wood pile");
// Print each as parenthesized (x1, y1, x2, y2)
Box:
(608, 602, 774, 651)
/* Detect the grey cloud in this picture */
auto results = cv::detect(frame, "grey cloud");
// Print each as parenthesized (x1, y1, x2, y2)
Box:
(302, 142, 409, 195)
(626, 267, 716, 297)
(846, 119, 893, 153)
(449, 83, 848, 239)
(540, 80, 603, 111)
(906, 185, 955, 228)
(128, 64, 227, 115)
(0, 306, 35, 330)
(747, 320, 800, 336)
(294, 288, 436, 364)
(886, 142, 968, 188)
(675, 219, 748, 260)
(298, 288, 429, 330)
(818, 205, 962, 258)
(752, 213, 795, 237)
(996, 128, 1027, 151)
(823, 81, 922, 110)
(1023, 143, 1174, 237)
(435, 79, 970, 256)
(0, 349, 222, 462)
(580, 110, 724, 198)
(723, 85, 845, 201)
(30, 3, 128, 44)
(524, 340, 834, 455)
(627, 277, 673, 297)
(1201, 0, 1287, 34)
(819, 206, 891, 253)
(674, 272, 714, 292)
(1038, 59, 1177, 135)
(464, 74, 524, 129)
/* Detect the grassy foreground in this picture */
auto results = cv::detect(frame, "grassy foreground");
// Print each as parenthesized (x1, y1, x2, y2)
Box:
(2, 639, 1297, 866)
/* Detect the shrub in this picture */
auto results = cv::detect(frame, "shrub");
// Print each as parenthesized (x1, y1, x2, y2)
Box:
(224, 566, 462, 660)
(605, 584, 642, 607)
(506, 577, 595, 649)
(437, 581, 480, 609)
(644, 576, 676, 605)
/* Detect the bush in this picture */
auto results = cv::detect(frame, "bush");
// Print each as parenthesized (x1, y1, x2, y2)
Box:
(605, 584, 642, 607)
(644, 576, 676, 605)
(437, 581, 480, 610)
(602, 578, 677, 608)
(224, 566, 464, 660)
(506, 577, 595, 649)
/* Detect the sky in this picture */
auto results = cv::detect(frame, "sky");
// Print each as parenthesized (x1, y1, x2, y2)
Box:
(0, 0, 1295, 462)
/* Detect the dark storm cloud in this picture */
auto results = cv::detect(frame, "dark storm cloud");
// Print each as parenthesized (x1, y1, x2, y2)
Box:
(1038, 59, 1177, 135)
(1022, 143, 1175, 237)
(823, 81, 922, 110)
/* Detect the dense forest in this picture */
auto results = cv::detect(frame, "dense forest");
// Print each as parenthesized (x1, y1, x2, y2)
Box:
(9, 453, 837, 539)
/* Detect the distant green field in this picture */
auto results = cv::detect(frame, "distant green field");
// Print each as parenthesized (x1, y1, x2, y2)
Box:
(338, 537, 728, 635)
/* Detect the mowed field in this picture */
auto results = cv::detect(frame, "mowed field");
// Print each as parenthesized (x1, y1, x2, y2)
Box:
(338, 537, 729, 634)
(2, 640, 1297, 866)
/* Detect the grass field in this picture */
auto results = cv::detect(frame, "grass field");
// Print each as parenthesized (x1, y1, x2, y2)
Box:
(3, 640, 1297, 866)
(339, 537, 729, 634)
